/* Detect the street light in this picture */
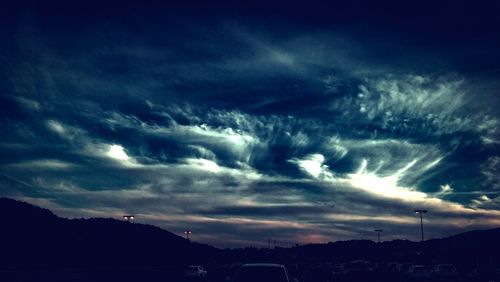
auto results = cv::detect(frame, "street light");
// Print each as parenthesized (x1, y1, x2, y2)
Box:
(414, 209, 428, 241)
(123, 215, 134, 222)
(374, 229, 383, 243)
(184, 230, 192, 240)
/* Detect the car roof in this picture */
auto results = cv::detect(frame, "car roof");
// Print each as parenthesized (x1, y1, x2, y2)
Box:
(242, 263, 285, 268)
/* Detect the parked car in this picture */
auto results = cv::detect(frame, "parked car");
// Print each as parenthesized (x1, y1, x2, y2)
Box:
(407, 265, 431, 279)
(433, 264, 458, 278)
(185, 265, 207, 279)
(341, 260, 373, 275)
(331, 263, 344, 277)
(397, 263, 414, 274)
(232, 263, 296, 282)
(301, 266, 333, 282)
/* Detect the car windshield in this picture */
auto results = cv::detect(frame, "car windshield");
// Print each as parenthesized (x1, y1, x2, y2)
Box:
(440, 265, 456, 271)
(234, 266, 288, 282)
(346, 262, 369, 269)
(414, 266, 429, 272)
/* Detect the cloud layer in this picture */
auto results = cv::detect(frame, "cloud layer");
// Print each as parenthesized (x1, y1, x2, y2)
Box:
(1, 3, 499, 247)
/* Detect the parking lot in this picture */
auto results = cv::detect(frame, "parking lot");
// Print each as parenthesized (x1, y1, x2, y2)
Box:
(4, 261, 498, 282)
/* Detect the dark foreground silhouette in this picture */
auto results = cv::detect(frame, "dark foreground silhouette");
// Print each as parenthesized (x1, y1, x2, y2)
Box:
(1, 197, 499, 282)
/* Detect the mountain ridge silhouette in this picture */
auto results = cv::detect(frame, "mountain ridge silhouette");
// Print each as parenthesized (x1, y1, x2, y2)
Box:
(0, 197, 217, 270)
(1, 197, 499, 270)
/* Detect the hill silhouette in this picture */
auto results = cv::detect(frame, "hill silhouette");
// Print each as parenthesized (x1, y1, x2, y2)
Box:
(0, 197, 217, 271)
(2, 197, 500, 281)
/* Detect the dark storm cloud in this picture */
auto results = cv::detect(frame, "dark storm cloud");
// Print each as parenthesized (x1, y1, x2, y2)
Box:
(1, 1, 499, 247)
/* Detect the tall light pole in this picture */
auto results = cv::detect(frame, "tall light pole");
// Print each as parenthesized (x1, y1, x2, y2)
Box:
(414, 209, 428, 241)
(374, 229, 383, 243)
(184, 230, 192, 240)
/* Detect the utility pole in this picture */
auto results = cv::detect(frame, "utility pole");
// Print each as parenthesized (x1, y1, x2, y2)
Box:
(374, 229, 383, 243)
(414, 209, 428, 241)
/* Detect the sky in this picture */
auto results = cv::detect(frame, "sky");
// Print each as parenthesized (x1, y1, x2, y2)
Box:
(1, 1, 499, 248)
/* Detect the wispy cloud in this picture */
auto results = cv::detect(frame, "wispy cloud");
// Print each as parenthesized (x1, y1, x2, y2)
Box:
(0, 13, 498, 247)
